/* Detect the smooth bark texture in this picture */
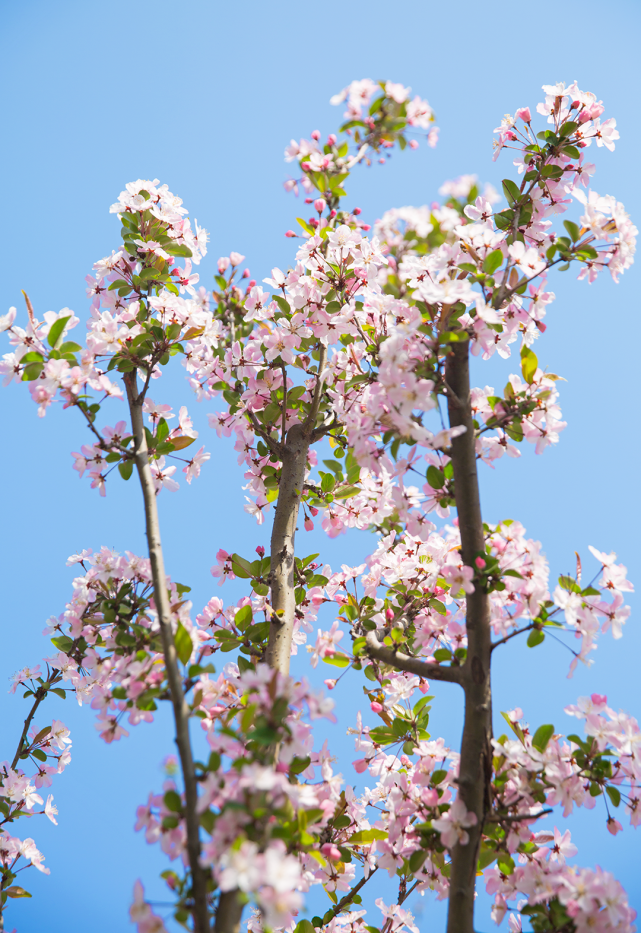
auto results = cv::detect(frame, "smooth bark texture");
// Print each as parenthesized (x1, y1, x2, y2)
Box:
(444, 340, 493, 933)
(265, 422, 311, 674)
(365, 631, 462, 684)
(265, 347, 327, 674)
(214, 891, 244, 933)
(124, 372, 210, 933)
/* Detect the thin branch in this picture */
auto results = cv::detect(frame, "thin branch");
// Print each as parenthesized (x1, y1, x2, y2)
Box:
(365, 631, 462, 684)
(491, 623, 535, 652)
(123, 370, 210, 933)
(323, 869, 377, 923)
(245, 408, 285, 458)
(10, 673, 61, 771)
(280, 364, 288, 445)
(484, 808, 552, 825)
(303, 344, 327, 435)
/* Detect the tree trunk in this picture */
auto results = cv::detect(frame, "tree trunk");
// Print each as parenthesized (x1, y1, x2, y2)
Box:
(444, 341, 493, 933)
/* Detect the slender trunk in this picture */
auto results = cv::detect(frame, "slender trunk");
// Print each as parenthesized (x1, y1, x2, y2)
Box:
(265, 422, 310, 674)
(265, 345, 327, 674)
(214, 891, 244, 933)
(124, 372, 210, 933)
(445, 341, 493, 933)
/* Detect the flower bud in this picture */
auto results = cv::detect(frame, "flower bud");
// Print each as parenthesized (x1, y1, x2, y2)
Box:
(242, 268, 250, 278)
(328, 134, 337, 145)
(409, 139, 419, 150)
(314, 198, 327, 214)
(256, 546, 265, 557)
(304, 518, 314, 531)
(370, 701, 383, 713)
(475, 556, 486, 569)
(217, 257, 230, 273)
(285, 230, 297, 238)
(311, 129, 321, 141)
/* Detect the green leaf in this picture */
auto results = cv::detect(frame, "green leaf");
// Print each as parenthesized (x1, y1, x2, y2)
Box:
(606, 785, 621, 808)
(333, 484, 360, 499)
(527, 629, 545, 648)
(531, 724, 555, 752)
(502, 179, 521, 206)
(5, 886, 31, 899)
(321, 473, 336, 493)
(322, 653, 350, 668)
(426, 465, 445, 489)
(51, 688, 66, 699)
(429, 598, 447, 616)
(273, 295, 290, 315)
(234, 605, 253, 629)
(559, 121, 579, 138)
(231, 554, 253, 579)
(51, 635, 74, 653)
(174, 622, 193, 666)
(563, 220, 580, 242)
(349, 828, 387, 844)
(483, 250, 504, 275)
(164, 242, 193, 258)
(118, 460, 134, 481)
(520, 345, 538, 385)
(164, 790, 182, 812)
(22, 362, 44, 381)
(295, 921, 316, 933)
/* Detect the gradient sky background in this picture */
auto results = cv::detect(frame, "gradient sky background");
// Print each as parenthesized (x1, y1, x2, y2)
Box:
(1, 1, 640, 930)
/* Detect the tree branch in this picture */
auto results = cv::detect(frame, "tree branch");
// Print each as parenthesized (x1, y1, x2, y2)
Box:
(323, 869, 377, 923)
(10, 672, 61, 771)
(124, 371, 210, 933)
(365, 631, 462, 684)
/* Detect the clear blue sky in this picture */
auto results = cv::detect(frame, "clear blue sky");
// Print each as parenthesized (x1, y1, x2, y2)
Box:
(1, 1, 640, 930)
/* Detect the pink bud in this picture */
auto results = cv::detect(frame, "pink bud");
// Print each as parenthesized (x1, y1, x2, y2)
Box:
(311, 129, 321, 141)
(320, 843, 341, 861)
(242, 268, 250, 278)
(217, 257, 230, 274)
(353, 207, 362, 215)
(285, 230, 297, 238)
(329, 210, 337, 219)
(229, 252, 245, 266)
(370, 701, 383, 713)
(328, 134, 337, 145)
(385, 607, 395, 622)
(360, 224, 371, 231)
(314, 198, 327, 214)
(607, 817, 622, 836)
(308, 217, 319, 228)
(305, 197, 313, 204)
(535, 320, 547, 333)
(419, 680, 430, 694)
(352, 758, 369, 773)
(304, 518, 314, 531)
(324, 679, 337, 690)
(256, 546, 265, 557)
(515, 107, 531, 123)
(591, 693, 607, 706)
(301, 161, 311, 171)
(475, 557, 486, 569)
(409, 139, 419, 150)
(310, 507, 319, 516)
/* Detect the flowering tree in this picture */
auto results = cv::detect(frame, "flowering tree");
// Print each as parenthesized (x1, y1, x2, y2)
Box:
(0, 78, 638, 933)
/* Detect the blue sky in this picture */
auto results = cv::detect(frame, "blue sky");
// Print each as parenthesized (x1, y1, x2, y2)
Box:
(1, 0, 640, 930)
